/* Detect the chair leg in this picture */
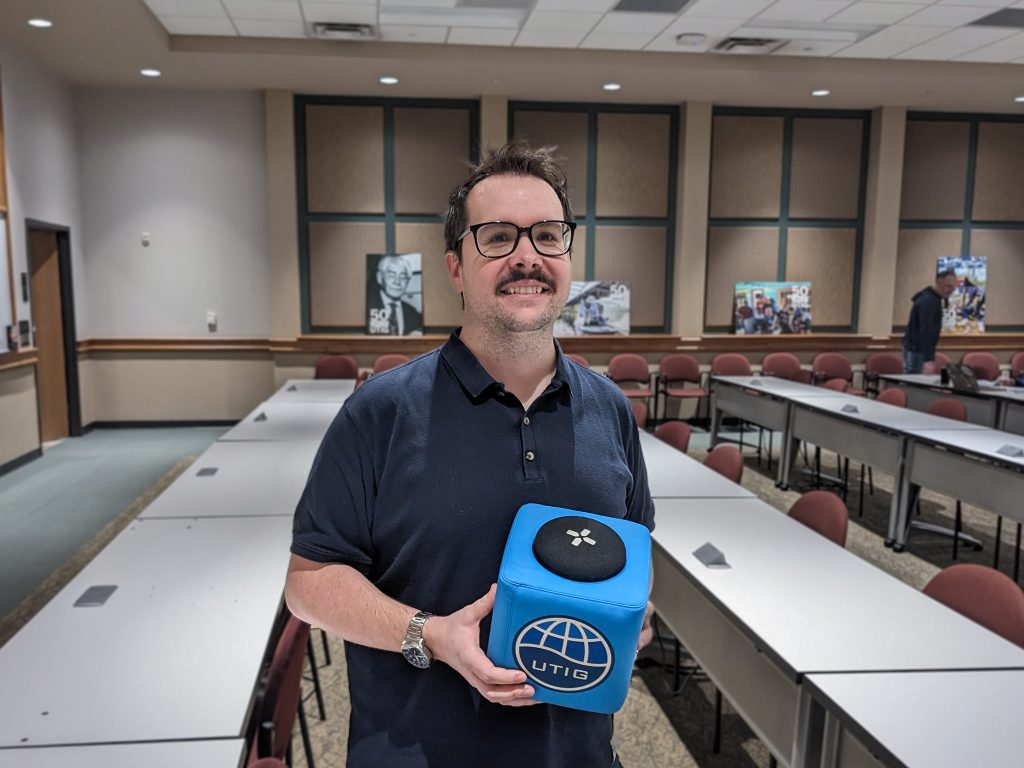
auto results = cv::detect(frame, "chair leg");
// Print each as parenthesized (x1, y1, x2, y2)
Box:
(307, 636, 327, 721)
(769, 757, 778, 768)
(953, 501, 962, 560)
(1014, 524, 1022, 583)
(858, 464, 865, 518)
(993, 516, 1003, 570)
(297, 698, 316, 768)
(767, 431, 773, 472)
(842, 458, 850, 502)
(320, 628, 332, 666)
(712, 687, 722, 754)
(868, 466, 874, 495)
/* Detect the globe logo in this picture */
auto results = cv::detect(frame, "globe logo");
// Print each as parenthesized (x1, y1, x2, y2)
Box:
(514, 617, 613, 693)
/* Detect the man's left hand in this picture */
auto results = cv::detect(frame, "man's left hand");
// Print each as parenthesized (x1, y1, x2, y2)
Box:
(637, 601, 654, 650)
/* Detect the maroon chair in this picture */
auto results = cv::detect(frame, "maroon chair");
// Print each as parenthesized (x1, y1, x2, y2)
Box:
(934, 351, 952, 371)
(923, 564, 1024, 648)
(1010, 351, 1024, 379)
(631, 400, 648, 430)
(710, 353, 766, 464)
(251, 760, 288, 768)
(962, 351, 1001, 382)
(657, 353, 707, 423)
(761, 352, 810, 383)
(876, 387, 908, 408)
(812, 353, 864, 395)
(822, 378, 849, 393)
(654, 421, 692, 454)
(608, 354, 654, 414)
(314, 354, 358, 380)
(788, 491, 848, 547)
(703, 445, 744, 485)
(358, 353, 411, 387)
(250, 615, 315, 767)
(862, 352, 903, 395)
(565, 353, 590, 368)
(926, 398, 968, 422)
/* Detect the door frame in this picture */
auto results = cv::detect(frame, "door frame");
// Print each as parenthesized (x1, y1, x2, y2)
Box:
(25, 219, 81, 438)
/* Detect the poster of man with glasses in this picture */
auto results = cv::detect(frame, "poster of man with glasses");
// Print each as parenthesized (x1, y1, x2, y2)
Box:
(366, 253, 424, 336)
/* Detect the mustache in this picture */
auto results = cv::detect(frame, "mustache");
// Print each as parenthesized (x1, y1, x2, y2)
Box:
(496, 269, 557, 293)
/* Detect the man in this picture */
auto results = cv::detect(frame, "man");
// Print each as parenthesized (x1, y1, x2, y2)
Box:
(286, 142, 655, 768)
(367, 253, 423, 336)
(903, 269, 957, 374)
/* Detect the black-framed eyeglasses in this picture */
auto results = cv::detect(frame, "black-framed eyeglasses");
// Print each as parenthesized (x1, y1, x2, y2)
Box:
(455, 220, 576, 260)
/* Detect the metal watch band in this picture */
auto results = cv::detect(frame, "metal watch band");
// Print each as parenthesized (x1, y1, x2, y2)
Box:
(405, 610, 433, 643)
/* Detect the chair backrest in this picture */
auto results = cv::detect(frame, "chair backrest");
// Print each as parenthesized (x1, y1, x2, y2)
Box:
(654, 421, 691, 453)
(923, 564, 1024, 648)
(658, 353, 701, 385)
(822, 378, 849, 392)
(252, 615, 311, 763)
(926, 397, 967, 422)
(864, 352, 904, 376)
(314, 354, 358, 380)
(703, 445, 744, 484)
(565, 353, 590, 368)
(374, 353, 411, 374)
(788, 491, 849, 547)
(761, 352, 803, 381)
(876, 387, 908, 408)
(1010, 351, 1024, 378)
(934, 351, 952, 370)
(710, 353, 753, 377)
(630, 400, 648, 429)
(608, 353, 651, 385)
(813, 352, 853, 382)
(961, 351, 1001, 382)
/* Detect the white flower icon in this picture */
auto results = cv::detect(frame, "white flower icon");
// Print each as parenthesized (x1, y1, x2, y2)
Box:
(566, 528, 596, 547)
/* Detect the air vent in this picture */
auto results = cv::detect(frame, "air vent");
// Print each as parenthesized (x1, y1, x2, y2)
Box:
(712, 37, 787, 55)
(309, 22, 378, 40)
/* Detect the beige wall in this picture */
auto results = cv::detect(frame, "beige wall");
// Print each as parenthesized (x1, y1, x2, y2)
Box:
(0, 366, 40, 466)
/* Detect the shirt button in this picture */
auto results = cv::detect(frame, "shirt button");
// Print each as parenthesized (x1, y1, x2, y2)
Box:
(523, 417, 531, 426)
(525, 451, 535, 462)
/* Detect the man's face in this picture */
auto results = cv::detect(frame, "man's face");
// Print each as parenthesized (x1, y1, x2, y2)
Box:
(378, 258, 410, 300)
(936, 274, 958, 299)
(446, 174, 571, 336)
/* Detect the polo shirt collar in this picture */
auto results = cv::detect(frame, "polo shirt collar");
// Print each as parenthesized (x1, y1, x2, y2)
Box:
(440, 329, 577, 401)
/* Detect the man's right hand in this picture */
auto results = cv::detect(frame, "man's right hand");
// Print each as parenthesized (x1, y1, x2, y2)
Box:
(422, 584, 539, 707)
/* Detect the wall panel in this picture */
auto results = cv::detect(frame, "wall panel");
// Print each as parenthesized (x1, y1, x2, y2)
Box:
(705, 227, 779, 327)
(892, 229, 962, 326)
(305, 105, 384, 213)
(972, 122, 1024, 222)
(710, 116, 783, 219)
(596, 113, 670, 218)
(969, 229, 1024, 326)
(593, 226, 665, 326)
(512, 111, 589, 216)
(395, 222, 461, 328)
(785, 228, 857, 326)
(308, 221, 387, 327)
(394, 107, 471, 215)
(789, 118, 862, 220)
(899, 121, 969, 221)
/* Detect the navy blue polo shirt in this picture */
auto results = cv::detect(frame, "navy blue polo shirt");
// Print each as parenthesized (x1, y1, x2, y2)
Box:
(292, 331, 655, 768)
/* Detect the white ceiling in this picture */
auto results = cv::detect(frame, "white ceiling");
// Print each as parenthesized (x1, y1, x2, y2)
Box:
(139, 0, 1024, 62)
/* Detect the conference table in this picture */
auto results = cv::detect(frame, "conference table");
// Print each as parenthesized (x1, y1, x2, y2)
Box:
(638, 430, 755, 499)
(804, 670, 1023, 768)
(0, 516, 292, 748)
(218, 400, 341, 442)
(139, 439, 321, 519)
(0, 739, 245, 768)
(648, 497, 1024, 768)
(879, 373, 1024, 435)
(266, 377, 355, 404)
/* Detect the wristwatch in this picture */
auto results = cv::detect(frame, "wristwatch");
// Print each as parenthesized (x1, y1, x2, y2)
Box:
(401, 610, 434, 669)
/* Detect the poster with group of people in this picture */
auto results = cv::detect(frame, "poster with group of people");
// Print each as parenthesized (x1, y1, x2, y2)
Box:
(556, 282, 631, 336)
(733, 282, 812, 335)
(938, 256, 986, 335)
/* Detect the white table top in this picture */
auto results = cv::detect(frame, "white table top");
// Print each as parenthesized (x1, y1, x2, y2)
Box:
(218, 400, 340, 442)
(882, 373, 1024, 402)
(712, 375, 849, 399)
(639, 430, 755, 499)
(792, 395, 989, 432)
(0, 739, 245, 768)
(140, 439, 321, 519)
(267, 378, 356, 404)
(651, 498, 1024, 678)
(806, 670, 1024, 768)
(905, 427, 1024, 469)
(0, 516, 292, 746)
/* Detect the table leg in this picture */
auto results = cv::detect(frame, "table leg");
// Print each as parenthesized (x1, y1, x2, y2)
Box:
(710, 391, 723, 448)
(891, 437, 913, 551)
(779, 403, 797, 489)
(791, 686, 825, 768)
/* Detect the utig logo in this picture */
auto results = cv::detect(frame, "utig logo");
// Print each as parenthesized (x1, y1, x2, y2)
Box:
(514, 617, 612, 692)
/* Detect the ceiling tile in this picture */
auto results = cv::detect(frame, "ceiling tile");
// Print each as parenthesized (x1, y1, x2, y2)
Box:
(589, 11, 676, 34)
(514, 28, 590, 46)
(773, 39, 854, 55)
(523, 10, 604, 32)
(644, 31, 725, 51)
(143, 0, 228, 18)
(232, 19, 308, 36)
(895, 25, 1016, 57)
(159, 16, 239, 34)
(898, 5, 1001, 25)
(580, 31, 658, 48)
(222, 0, 303, 22)
(936, 0, 1017, 6)
(757, 1, 856, 24)
(446, 27, 518, 45)
(683, 0, 777, 18)
(301, 2, 377, 24)
(955, 30, 1024, 59)
(831, 23, 945, 56)
(659, 14, 744, 36)
(828, 2, 927, 25)
(533, 0, 617, 10)
(379, 25, 449, 42)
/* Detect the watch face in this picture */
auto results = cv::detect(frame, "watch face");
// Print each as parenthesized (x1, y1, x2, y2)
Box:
(402, 643, 431, 669)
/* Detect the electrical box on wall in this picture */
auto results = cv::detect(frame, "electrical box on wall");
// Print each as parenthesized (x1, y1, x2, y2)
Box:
(20, 272, 28, 302)
(206, 311, 217, 332)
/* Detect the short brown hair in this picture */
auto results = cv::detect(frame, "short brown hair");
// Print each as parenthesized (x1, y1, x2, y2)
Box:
(443, 140, 574, 257)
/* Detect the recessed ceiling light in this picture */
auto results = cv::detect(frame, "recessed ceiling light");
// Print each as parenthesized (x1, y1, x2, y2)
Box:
(1015, 96, 1024, 104)
(379, 76, 399, 85)
(603, 83, 622, 92)
(140, 68, 162, 78)
(28, 18, 53, 28)
(812, 89, 831, 97)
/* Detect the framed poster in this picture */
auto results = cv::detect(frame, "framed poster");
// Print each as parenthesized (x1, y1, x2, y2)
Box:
(938, 256, 986, 335)
(733, 282, 812, 334)
(366, 253, 423, 336)
(556, 282, 630, 336)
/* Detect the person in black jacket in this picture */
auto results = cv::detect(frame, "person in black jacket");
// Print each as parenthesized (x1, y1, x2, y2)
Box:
(903, 268, 958, 374)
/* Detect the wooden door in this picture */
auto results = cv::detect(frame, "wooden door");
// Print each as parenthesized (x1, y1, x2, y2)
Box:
(29, 229, 68, 441)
